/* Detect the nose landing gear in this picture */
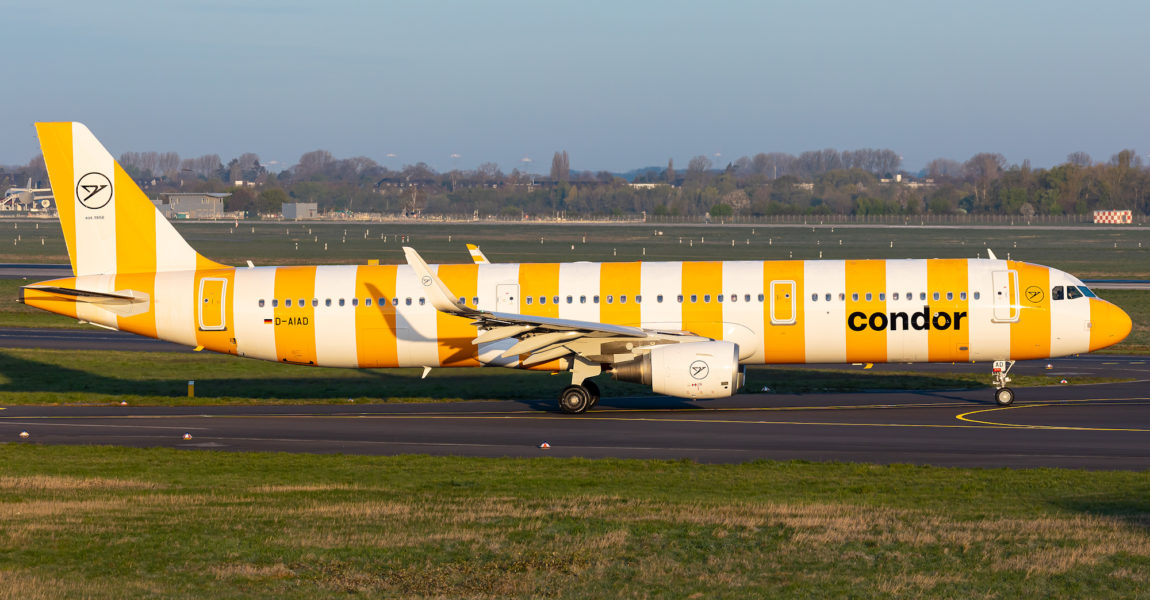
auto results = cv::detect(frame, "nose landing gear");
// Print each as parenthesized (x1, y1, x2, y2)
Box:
(992, 360, 1015, 406)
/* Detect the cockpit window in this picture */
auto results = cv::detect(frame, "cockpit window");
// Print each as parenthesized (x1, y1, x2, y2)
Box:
(1052, 286, 1063, 301)
(1066, 286, 1084, 300)
(1078, 286, 1097, 298)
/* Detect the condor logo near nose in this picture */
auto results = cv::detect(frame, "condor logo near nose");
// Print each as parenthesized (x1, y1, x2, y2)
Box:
(848, 306, 967, 332)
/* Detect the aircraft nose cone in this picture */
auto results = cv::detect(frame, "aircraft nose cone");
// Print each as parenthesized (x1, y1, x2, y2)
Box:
(1089, 299, 1133, 352)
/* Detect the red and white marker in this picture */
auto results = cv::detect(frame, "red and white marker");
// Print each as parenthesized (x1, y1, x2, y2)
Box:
(538, 442, 551, 449)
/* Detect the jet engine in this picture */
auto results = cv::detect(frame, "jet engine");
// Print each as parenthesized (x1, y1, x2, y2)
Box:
(612, 341, 743, 399)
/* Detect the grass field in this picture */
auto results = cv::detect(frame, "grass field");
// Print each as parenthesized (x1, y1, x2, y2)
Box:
(1, 445, 1148, 599)
(2, 219, 1150, 277)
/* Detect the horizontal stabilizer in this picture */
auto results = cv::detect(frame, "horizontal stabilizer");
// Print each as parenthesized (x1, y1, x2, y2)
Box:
(21, 285, 143, 302)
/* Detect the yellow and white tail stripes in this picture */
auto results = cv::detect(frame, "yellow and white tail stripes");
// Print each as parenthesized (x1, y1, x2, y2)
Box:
(35, 122, 226, 277)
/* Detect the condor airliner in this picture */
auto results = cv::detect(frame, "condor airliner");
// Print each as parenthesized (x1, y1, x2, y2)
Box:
(21, 123, 1132, 413)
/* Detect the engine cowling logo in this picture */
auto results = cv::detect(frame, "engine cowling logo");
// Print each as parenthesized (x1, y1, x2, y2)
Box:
(76, 172, 112, 210)
(689, 360, 709, 380)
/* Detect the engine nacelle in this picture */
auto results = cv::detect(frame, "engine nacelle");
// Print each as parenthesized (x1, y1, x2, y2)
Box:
(613, 341, 743, 399)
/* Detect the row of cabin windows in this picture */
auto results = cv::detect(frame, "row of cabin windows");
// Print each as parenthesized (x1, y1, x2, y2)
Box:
(812, 291, 979, 302)
(258, 290, 993, 309)
(525, 293, 768, 305)
(259, 297, 427, 308)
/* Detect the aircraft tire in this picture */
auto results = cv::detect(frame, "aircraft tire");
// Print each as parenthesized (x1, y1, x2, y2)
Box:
(559, 385, 592, 414)
(584, 380, 601, 408)
(995, 387, 1015, 407)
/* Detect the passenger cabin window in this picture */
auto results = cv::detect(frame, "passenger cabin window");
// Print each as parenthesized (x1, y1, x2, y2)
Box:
(746, 294, 753, 302)
(258, 299, 265, 307)
(892, 293, 899, 301)
(946, 292, 953, 301)
(758, 294, 765, 302)
(352, 298, 359, 307)
(620, 295, 628, 304)
(365, 298, 372, 307)
(851, 293, 859, 301)
(285, 299, 292, 307)
(657, 294, 664, 303)
(960, 292, 967, 301)
(974, 292, 980, 300)
(677, 295, 684, 303)
(404, 298, 411, 306)
(553, 296, 560, 304)
(690, 294, 698, 303)
(339, 299, 345, 307)
(932, 292, 940, 301)
(580, 295, 587, 304)
(526, 297, 533, 305)
(879, 293, 885, 301)
(606, 295, 613, 304)
(635, 295, 641, 303)
(838, 293, 845, 301)
(811, 293, 818, 301)
(473, 297, 479, 306)
(825, 293, 831, 302)
(419, 298, 426, 305)
(272, 299, 278, 307)
(919, 293, 927, 301)
(593, 295, 600, 304)
(312, 299, 318, 307)
(567, 295, 573, 304)
(324, 299, 331, 307)
(704, 294, 710, 303)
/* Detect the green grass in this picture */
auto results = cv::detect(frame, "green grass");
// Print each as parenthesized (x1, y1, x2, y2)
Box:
(4, 219, 1150, 277)
(0, 348, 1128, 407)
(0, 445, 1148, 599)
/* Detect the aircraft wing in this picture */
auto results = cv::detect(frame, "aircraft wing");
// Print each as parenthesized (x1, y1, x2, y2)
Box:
(403, 247, 707, 367)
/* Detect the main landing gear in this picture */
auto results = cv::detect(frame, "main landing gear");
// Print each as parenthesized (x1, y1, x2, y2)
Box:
(992, 360, 1015, 406)
(558, 359, 602, 414)
(559, 380, 600, 414)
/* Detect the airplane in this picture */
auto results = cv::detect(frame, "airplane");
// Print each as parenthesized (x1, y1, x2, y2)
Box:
(19, 122, 1133, 413)
(1, 178, 53, 211)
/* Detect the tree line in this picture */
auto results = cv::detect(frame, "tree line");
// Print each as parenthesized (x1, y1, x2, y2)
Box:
(2, 146, 1147, 218)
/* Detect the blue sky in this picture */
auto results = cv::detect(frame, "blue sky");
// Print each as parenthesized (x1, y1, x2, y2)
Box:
(3, 1, 1148, 173)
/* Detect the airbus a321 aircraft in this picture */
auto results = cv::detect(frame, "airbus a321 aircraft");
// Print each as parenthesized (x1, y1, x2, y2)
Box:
(21, 123, 1132, 413)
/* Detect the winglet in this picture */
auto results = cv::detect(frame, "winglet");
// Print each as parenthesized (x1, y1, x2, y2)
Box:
(467, 244, 490, 264)
(402, 247, 473, 315)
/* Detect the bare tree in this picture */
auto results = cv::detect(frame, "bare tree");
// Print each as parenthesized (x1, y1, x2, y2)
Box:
(1066, 152, 1092, 167)
(964, 153, 1008, 208)
(665, 158, 675, 183)
(925, 158, 964, 179)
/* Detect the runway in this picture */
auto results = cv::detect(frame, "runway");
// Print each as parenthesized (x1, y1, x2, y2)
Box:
(3, 380, 1149, 469)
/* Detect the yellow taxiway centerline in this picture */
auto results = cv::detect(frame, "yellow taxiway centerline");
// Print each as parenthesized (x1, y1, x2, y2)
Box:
(955, 404, 1150, 432)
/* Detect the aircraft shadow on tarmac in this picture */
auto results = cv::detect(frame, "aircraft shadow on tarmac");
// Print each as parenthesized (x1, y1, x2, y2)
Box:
(0, 350, 1007, 409)
(0, 350, 708, 411)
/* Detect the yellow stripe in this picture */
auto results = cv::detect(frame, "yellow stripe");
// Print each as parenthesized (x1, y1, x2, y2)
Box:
(1009, 262, 1050, 360)
(845, 260, 886, 362)
(113, 162, 156, 275)
(272, 266, 316, 364)
(682, 262, 723, 339)
(354, 265, 398, 367)
(763, 261, 805, 363)
(436, 264, 479, 366)
(192, 268, 237, 354)
(955, 404, 1150, 432)
(113, 272, 158, 339)
(519, 263, 560, 318)
(600, 262, 641, 326)
(926, 259, 970, 362)
(35, 123, 77, 275)
(20, 277, 80, 320)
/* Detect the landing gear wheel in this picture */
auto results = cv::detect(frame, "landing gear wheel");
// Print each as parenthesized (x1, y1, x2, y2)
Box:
(583, 380, 601, 409)
(559, 385, 592, 414)
(994, 387, 1015, 407)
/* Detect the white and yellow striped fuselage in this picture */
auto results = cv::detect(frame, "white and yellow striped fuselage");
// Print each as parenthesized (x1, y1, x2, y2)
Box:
(23, 257, 1129, 368)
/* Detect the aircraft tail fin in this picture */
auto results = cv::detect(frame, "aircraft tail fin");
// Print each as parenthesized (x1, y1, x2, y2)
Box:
(34, 122, 227, 277)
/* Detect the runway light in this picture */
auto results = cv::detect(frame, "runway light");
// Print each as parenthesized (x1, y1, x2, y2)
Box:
(1045, 364, 1053, 370)
(120, 401, 128, 406)
(19, 431, 29, 439)
(1060, 379, 1068, 384)
(538, 442, 551, 449)
(760, 386, 771, 392)
(182, 433, 193, 440)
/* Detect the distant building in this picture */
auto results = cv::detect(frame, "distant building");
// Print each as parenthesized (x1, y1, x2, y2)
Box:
(154, 192, 229, 219)
(283, 202, 318, 220)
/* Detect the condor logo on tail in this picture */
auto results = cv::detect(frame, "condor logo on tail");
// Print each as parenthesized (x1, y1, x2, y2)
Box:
(848, 307, 968, 332)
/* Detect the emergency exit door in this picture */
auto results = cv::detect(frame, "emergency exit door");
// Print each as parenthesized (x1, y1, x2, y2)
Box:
(198, 278, 227, 331)
(770, 280, 796, 325)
